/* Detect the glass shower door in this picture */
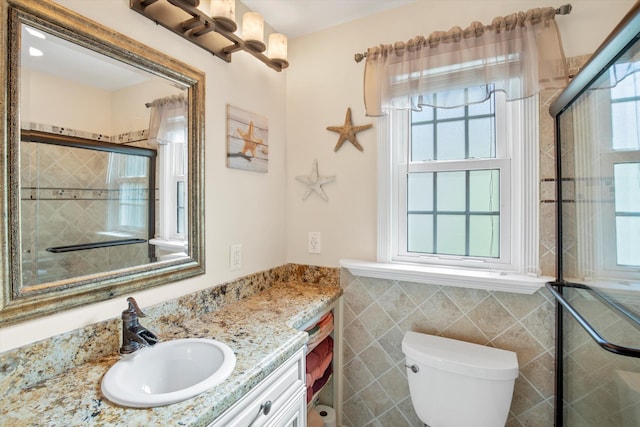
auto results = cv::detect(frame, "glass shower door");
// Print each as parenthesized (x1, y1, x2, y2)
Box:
(550, 8, 640, 425)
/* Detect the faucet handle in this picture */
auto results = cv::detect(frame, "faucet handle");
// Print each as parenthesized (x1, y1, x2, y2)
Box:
(125, 297, 147, 318)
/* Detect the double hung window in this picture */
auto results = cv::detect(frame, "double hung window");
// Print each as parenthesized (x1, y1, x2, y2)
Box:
(353, 7, 568, 290)
(384, 85, 535, 275)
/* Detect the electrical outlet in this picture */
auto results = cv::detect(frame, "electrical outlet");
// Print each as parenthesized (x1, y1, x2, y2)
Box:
(308, 232, 321, 254)
(230, 244, 242, 270)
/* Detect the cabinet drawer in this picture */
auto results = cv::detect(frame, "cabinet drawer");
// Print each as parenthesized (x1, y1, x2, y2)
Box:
(210, 349, 305, 427)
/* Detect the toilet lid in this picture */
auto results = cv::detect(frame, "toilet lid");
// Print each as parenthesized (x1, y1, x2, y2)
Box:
(402, 331, 519, 380)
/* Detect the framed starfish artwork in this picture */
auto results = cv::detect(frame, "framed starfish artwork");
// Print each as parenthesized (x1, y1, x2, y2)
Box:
(226, 105, 269, 172)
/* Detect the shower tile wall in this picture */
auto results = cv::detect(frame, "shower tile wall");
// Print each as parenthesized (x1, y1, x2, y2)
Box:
(340, 55, 593, 427)
(539, 54, 593, 278)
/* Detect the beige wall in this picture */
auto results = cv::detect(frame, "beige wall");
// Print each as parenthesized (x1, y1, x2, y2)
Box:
(22, 64, 184, 136)
(21, 68, 113, 134)
(285, 0, 636, 267)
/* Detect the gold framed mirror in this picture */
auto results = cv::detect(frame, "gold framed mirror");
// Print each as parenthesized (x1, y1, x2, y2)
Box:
(0, 0, 205, 325)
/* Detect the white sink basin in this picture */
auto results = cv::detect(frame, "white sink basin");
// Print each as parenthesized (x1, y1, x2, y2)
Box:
(101, 338, 236, 408)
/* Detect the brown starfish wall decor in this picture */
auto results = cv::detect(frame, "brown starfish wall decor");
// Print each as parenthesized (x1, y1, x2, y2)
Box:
(237, 121, 264, 157)
(326, 107, 373, 152)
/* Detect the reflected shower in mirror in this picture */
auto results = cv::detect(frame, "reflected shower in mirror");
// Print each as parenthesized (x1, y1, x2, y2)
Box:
(19, 24, 189, 287)
(20, 131, 157, 286)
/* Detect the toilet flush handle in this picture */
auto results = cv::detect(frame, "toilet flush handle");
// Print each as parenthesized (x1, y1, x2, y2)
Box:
(406, 364, 419, 373)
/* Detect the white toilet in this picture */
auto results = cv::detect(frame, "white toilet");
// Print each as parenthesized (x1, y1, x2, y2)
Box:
(402, 331, 519, 427)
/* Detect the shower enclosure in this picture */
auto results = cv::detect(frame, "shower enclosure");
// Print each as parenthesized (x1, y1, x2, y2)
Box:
(548, 3, 640, 426)
(20, 131, 156, 286)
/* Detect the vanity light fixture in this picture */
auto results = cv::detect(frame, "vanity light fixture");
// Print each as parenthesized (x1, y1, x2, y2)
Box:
(130, 0, 289, 72)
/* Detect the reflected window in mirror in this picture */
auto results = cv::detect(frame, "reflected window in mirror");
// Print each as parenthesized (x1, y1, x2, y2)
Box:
(148, 95, 189, 259)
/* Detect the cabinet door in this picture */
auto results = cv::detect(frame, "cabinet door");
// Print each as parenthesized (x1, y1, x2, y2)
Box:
(208, 349, 305, 427)
(266, 387, 307, 427)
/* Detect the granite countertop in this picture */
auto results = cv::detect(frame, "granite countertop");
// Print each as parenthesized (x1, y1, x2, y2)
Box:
(1, 281, 341, 427)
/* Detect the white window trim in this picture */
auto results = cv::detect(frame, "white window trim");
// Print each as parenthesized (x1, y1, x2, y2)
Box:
(150, 140, 188, 259)
(156, 142, 187, 242)
(340, 258, 548, 294)
(340, 95, 551, 294)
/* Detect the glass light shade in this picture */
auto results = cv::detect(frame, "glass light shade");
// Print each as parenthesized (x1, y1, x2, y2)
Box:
(210, 0, 235, 21)
(268, 33, 287, 61)
(209, 0, 236, 32)
(242, 12, 264, 43)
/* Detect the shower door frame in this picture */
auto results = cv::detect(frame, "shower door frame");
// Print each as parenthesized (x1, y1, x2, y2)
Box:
(548, 3, 640, 426)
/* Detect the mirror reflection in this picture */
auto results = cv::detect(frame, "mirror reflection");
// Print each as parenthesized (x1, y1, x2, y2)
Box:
(2, 0, 204, 326)
(19, 24, 189, 288)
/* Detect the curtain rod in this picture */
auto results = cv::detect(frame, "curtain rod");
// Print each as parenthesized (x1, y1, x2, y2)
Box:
(353, 3, 573, 63)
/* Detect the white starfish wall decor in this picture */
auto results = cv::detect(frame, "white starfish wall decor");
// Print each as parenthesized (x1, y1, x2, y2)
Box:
(296, 159, 336, 201)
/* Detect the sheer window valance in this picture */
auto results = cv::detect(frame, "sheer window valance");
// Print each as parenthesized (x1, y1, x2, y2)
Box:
(148, 94, 188, 145)
(363, 7, 569, 115)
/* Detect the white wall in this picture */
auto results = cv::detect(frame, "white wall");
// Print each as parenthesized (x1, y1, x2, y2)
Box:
(0, 0, 287, 352)
(285, 0, 637, 267)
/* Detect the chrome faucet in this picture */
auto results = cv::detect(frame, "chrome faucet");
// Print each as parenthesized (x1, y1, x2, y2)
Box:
(120, 297, 159, 355)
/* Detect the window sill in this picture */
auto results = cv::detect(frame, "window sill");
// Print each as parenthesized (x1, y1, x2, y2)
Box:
(339, 259, 551, 295)
(149, 238, 187, 252)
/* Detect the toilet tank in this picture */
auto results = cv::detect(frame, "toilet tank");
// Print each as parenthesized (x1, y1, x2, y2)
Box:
(402, 331, 519, 427)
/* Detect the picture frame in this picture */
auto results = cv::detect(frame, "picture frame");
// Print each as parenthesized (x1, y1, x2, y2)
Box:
(226, 105, 269, 172)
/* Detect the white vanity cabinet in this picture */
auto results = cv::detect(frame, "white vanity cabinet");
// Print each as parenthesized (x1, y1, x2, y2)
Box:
(209, 348, 306, 427)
